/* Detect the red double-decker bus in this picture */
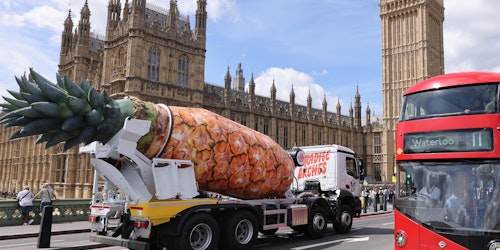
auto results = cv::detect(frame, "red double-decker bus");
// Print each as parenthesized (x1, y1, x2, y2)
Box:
(394, 72, 500, 250)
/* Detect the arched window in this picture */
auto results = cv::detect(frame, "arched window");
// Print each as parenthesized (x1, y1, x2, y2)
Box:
(147, 47, 160, 81)
(118, 47, 126, 68)
(177, 56, 189, 87)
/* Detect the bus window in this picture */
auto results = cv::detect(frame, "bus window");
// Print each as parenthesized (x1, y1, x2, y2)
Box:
(400, 83, 498, 121)
(396, 161, 500, 232)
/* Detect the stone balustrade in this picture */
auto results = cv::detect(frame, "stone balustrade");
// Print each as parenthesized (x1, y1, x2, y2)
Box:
(0, 199, 91, 226)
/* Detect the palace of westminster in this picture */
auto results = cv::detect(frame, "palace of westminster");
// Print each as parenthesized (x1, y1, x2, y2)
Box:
(0, 0, 445, 198)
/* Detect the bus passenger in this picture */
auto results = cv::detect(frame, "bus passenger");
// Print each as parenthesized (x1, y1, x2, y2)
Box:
(483, 188, 500, 230)
(457, 188, 476, 228)
(465, 97, 484, 113)
(484, 101, 496, 113)
(419, 174, 441, 206)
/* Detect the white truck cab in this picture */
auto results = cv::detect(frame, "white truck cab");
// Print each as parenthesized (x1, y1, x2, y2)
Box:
(292, 144, 363, 197)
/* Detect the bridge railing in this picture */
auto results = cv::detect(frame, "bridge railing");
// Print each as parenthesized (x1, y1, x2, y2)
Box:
(0, 199, 91, 226)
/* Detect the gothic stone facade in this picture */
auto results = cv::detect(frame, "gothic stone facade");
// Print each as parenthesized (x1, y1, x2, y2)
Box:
(0, 0, 383, 198)
(379, 0, 444, 182)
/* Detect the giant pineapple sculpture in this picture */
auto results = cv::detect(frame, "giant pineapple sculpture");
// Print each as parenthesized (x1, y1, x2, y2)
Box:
(0, 69, 296, 199)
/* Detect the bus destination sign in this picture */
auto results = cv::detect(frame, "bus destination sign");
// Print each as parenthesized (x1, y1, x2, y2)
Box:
(404, 128, 493, 153)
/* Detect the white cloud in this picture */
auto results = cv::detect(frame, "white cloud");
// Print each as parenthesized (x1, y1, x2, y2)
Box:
(150, 0, 238, 23)
(251, 67, 342, 112)
(444, 0, 500, 73)
(206, 0, 239, 22)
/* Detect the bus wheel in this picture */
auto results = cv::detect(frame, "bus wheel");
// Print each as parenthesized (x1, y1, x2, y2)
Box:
(174, 213, 219, 250)
(219, 211, 258, 250)
(333, 204, 353, 234)
(304, 206, 327, 239)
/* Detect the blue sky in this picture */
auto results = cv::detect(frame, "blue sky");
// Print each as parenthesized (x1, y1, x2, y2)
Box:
(1, 0, 500, 117)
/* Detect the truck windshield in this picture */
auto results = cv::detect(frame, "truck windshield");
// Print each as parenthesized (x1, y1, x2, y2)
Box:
(400, 83, 498, 121)
(396, 160, 500, 235)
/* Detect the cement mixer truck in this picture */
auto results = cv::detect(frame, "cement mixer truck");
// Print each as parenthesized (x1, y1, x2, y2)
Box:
(81, 118, 364, 250)
(0, 69, 363, 249)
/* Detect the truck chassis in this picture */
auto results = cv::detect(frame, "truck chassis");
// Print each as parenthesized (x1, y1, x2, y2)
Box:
(81, 119, 360, 250)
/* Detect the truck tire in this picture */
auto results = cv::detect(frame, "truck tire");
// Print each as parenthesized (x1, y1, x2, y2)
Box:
(219, 211, 258, 249)
(333, 204, 353, 234)
(304, 206, 327, 239)
(173, 213, 219, 250)
(259, 228, 278, 235)
(149, 224, 174, 250)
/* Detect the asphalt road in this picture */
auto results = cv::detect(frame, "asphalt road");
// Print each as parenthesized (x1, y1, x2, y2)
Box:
(0, 213, 394, 250)
(254, 213, 394, 250)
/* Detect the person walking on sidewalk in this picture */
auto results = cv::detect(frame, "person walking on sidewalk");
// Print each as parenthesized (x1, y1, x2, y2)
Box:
(34, 183, 57, 213)
(17, 186, 34, 225)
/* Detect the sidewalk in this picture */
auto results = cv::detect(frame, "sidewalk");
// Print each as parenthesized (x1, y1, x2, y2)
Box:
(0, 220, 95, 241)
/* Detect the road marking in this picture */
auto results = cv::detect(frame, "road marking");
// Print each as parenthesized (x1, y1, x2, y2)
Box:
(291, 237, 370, 250)
(347, 237, 370, 242)
(382, 222, 394, 226)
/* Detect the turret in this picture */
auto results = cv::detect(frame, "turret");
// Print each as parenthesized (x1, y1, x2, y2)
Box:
(248, 73, 255, 112)
(322, 95, 327, 123)
(349, 103, 354, 128)
(307, 90, 312, 108)
(123, 0, 130, 23)
(355, 86, 362, 128)
(195, 0, 207, 42)
(336, 99, 341, 124)
(270, 80, 277, 114)
(307, 90, 312, 120)
(106, 0, 121, 34)
(270, 80, 277, 101)
(366, 103, 371, 127)
(168, 0, 179, 34)
(233, 63, 245, 92)
(289, 85, 295, 118)
(224, 67, 231, 109)
(76, 1, 91, 55)
(224, 66, 231, 90)
(130, 0, 145, 29)
(60, 10, 73, 58)
(249, 73, 255, 96)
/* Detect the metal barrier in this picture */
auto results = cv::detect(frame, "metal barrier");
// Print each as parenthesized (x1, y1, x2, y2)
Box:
(0, 199, 91, 226)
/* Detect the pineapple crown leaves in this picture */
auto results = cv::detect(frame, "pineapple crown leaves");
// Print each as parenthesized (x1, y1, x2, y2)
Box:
(0, 68, 133, 151)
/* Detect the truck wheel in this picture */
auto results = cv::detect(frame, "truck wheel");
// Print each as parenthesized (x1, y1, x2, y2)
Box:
(219, 211, 258, 250)
(259, 228, 278, 235)
(174, 213, 219, 250)
(149, 225, 173, 250)
(304, 206, 327, 239)
(333, 204, 353, 234)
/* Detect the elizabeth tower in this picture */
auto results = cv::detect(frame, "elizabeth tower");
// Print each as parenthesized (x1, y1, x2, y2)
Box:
(379, 0, 445, 181)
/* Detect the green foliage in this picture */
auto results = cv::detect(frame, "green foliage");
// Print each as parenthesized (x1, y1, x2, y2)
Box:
(0, 68, 134, 150)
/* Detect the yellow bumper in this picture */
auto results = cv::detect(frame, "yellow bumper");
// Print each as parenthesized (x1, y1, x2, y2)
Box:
(128, 199, 218, 226)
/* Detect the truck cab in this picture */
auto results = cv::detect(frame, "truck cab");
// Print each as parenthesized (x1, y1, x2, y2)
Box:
(292, 144, 364, 197)
(291, 145, 364, 226)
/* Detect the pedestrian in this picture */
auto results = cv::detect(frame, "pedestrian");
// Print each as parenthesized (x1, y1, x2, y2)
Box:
(361, 187, 369, 208)
(34, 183, 57, 213)
(17, 186, 34, 225)
(369, 187, 377, 208)
(94, 186, 105, 203)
